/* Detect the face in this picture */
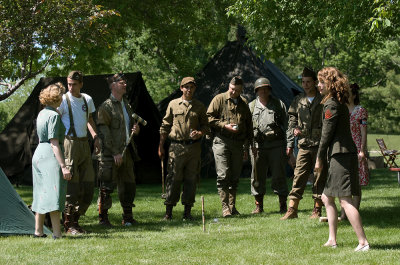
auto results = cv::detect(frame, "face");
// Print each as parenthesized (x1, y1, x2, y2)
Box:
(317, 79, 328, 96)
(228, 83, 243, 99)
(256, 86, 271, 100)
(180, 82, 196, 100)
(302, 76, 316, 96)
(112, 79, 127, 96)
(67, 78, 83, 97)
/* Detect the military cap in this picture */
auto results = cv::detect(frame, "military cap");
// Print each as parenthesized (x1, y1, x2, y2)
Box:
(107, 72, 126, 86)
(67, 71, 83, 82)
(254, 77, 271, 92)
(302, 67, 317, 81)
(230, 76, 244, 86)
(180, 77, 196, 87)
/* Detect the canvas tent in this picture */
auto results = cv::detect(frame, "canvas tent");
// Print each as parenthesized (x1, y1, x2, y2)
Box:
(0, 72, 162, 184)
(158, 40, 303, 118)
(0, 167, 51, 236)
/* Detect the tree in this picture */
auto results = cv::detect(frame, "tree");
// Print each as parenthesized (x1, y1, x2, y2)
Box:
(0, 0, 118, 101)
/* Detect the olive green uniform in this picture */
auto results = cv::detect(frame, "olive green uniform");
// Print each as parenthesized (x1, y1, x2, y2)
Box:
(160, 98, 208, 206)
(250, 96, 289, 197)
(97, 95, 140, 222)
(317, 98, 360, 197)
(287, 92, 327, 201)
(207, 92, 253, 213)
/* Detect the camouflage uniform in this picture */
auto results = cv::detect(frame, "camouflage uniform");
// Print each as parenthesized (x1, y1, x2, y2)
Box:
(97, 95, 140, 225)
(249, 95, 289, 212)
(285, 92, 327, 216)
(207, 91, 253, 216)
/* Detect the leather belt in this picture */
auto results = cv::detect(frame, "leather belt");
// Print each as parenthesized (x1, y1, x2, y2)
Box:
(65, 135, 89, 141)
(170, 139, 200, 145)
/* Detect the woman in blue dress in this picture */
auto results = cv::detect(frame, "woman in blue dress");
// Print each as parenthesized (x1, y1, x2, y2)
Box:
(32, 82, 72, 238)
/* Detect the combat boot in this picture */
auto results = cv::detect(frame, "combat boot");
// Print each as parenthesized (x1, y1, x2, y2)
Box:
(279, 195, 288, 214)
(122, 207, 137, 226)
(280, 199, 299, 220)
(74, 213, 87, 233)
(183, 205, 193, 221)
(64, 206, 83, 235)
(310, 198, 323, 219)
(163, 205, 173, 220)
(229, 190, 240, 216)
(99, 209, 112, 227)
(219, 190, 231, 218)
(280, 207, 298, 220)
(251, 195, 264, 214)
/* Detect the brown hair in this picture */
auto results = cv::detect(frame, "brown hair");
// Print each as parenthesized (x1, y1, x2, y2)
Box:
(318, 67, 349, 104)
(39, 82, 65, 106)
(350, 83, 360, 105)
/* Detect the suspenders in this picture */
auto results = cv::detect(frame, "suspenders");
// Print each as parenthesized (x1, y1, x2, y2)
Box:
(65, 93, 89, 137)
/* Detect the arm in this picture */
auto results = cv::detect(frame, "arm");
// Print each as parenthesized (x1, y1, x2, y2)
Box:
(359, 108, 368, 160)
(50, 138, 71, 180)
(87, 113, 100, 154)
(286, 97, 298, 151)
(190, 104, 209, 140)
(158, 103, 173, 160)
(207, 96, 227, 132)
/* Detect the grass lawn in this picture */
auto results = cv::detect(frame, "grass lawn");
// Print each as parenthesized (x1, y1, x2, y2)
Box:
(1, 169, 400, 264)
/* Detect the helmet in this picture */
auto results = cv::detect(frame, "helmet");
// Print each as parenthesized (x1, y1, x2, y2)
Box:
(254, 77, 271, 92)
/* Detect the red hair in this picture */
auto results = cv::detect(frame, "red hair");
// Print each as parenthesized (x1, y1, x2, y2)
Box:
(318, 67, 349, 104)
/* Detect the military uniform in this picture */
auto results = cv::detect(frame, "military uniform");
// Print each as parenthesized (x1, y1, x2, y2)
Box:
(249, 95, 289, 213)
(97, 95, 140, 225)
(207, 91, 253, 216)
(317, 97, 360, 197)
(160, 97, 208, 217)
(283, 91, 328, 218)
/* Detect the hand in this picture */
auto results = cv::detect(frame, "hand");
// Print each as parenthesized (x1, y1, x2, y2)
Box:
(294, 128, 302, 137)
(314, 157, 322, 174)
(224, 123, 238, 133)
(286, 147, 293, 156)
(158, 145, 165, 160)
(251, 145, 257, 158)
(243, 149, 249, 161)
(94, 137, 101, 155)
(190, 130, 202, 140)
(62, 167, 72, 181)
(358, 151, 366, 161)
(113, 154, 123, 167)
(132, 122, 140, 136)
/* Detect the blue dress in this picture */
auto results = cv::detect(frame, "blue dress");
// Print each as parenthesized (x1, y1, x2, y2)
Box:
(32, 106, 67, 214)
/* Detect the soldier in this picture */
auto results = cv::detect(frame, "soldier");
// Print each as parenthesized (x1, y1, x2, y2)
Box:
(96, 73, 141, 226)
(58, 70, 100, 235)
(158, 77, 208, 220)
(249, 77, 289, 214)
(207, 76, 253, 217)
(281, 67, 327, 220)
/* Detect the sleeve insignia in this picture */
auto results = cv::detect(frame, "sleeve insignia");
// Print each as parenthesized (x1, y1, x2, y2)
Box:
(325, 109, 333, 119)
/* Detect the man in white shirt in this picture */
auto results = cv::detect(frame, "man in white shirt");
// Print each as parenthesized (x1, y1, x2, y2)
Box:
(58, 70, 100, 235)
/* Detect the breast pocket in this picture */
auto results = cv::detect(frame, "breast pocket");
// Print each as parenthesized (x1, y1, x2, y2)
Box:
(173, 110, 185, 124)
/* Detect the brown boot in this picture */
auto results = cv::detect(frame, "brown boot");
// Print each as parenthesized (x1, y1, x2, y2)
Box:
(219, 190, 231, 218)
(279, 195, 287, 214)
(251, 195, 264, 214)
(280, 207, 298, 220)
(229, 190, 240, 215)
(74, 213, 87, 233)
(163, 205, 173, 220)
(183, 205, 193, 220)
(99, 209, 112, 227)
(64, 205, 83, 235)
(310, 198, 323, 219)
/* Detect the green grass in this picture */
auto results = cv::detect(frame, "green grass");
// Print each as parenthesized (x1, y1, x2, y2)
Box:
(2, 169, 400, 264)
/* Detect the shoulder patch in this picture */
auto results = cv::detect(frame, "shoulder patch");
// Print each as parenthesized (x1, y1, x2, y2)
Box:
(325, 109, 333, 119)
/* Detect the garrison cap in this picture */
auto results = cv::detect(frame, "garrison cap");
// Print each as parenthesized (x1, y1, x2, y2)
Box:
(107, 72, 126, 86)
(67, 71, 83, 82)
(302, 67, 317, 81)
(254, 77, 271, 92)
(180, 77, 196, 87)
(230, 76, 244, 86)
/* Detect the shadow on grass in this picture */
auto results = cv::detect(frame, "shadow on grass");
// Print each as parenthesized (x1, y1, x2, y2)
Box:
(369, 243, 400, 250)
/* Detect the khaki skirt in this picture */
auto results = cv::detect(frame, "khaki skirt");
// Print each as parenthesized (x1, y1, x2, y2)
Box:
(323, 153, 361, 197)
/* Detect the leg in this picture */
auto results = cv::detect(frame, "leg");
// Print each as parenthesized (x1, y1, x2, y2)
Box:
(268, 146, 288, 213)
(321, 194, 337, 247)
(117, 152, 137, 225)
(339, 197, 368, 248)
(97, 160, 115, 227)
(228, 140, 244, 215)
(35, 212, 45, 236)
(49, 211, 62, 238)
(352, 189, 362, 210)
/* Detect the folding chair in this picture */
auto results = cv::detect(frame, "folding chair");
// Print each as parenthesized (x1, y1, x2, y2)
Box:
(376, 138, 399, 168)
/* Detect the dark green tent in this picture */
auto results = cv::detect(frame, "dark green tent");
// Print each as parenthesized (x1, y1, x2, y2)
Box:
(0, 167, 51, 236)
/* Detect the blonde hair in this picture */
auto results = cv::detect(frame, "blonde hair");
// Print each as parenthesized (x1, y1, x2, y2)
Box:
(318, 67, 349, 104)
(39, 82, 65, 105)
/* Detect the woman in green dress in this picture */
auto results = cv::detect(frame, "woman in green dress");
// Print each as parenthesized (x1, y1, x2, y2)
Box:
(32, 82, 72, 238)
(314, 67, 369, 252)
